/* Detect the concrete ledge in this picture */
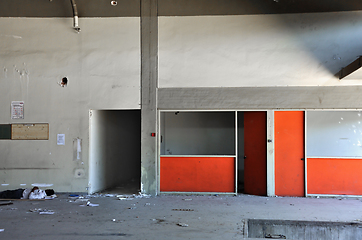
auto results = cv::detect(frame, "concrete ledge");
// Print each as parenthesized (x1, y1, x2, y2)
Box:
(247, 219, 362, 239)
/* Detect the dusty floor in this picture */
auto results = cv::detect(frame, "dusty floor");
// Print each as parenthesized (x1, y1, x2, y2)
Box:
(1, 192, 362, 240)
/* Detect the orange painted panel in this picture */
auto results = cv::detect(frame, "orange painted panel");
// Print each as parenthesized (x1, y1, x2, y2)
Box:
(244, 111, 267, 196)
(308, 158, 362, 195)
(275, 111, 305, 197)
(160, 157, 235, 192)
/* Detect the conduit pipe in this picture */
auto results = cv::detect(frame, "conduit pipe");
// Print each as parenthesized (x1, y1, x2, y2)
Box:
(70, 0, 80, 33)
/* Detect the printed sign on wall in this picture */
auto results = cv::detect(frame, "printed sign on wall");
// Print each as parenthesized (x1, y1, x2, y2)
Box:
(11, 101, 24, 119)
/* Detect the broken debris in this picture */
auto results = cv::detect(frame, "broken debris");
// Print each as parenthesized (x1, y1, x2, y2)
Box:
(0, 201, 13, 206)
(177, 223, 189, 227)
(265, 234, 286, 239)
(29, 208, 55, 214)
(172, 209, 194, 211)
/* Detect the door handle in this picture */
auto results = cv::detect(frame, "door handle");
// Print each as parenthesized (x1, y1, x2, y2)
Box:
(301, 158, 305, 160)
(244, 156, 247, 159)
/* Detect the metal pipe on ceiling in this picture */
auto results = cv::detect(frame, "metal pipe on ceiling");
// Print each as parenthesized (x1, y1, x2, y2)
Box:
(70, 0, 80, 33)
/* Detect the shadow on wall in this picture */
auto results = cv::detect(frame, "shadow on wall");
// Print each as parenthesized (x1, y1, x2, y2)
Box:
(158, 0, 362, 78)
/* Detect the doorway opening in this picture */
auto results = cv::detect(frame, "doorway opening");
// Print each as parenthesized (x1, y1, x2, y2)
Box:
(89, 110, 141, 195)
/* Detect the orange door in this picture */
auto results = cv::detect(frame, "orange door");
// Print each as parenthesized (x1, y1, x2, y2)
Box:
(275, 111, 305, 197)
(244, 111, 267, 196)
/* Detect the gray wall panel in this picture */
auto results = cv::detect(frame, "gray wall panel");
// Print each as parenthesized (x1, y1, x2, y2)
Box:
(158, 87, 362, 110)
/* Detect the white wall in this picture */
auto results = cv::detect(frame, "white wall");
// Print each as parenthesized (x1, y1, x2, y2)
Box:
(159, 12, 362, 87)
(0, 18, 140, 192)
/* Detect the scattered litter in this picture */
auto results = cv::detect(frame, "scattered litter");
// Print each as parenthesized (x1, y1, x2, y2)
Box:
(39, 211, 55, 215)
(69, 194, 79, 197)
(172, 209, 194, 211)
(177, 223, 188, 227)
(104, 194, 115, 197)
(183, 198, 192, 201)
(145, 203, 151, 206)
(265, 234, 286, 239)
(153, 219, 167, 224)
(86, 202, 99, 207)
(75, 198, 89, 203)
(112, 219, 124, 223)
(29, 208, 54, 214)
(45, 194, 57, 200)
(127, 207, 136, 210)
(0, 229, 4, 232)
(118, 195, 134, 201)
(0, 201, 13, 206)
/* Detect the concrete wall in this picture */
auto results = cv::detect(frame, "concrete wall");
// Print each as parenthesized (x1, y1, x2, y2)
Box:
(159, 12, 362, 88)
(0, 18, 140, 192)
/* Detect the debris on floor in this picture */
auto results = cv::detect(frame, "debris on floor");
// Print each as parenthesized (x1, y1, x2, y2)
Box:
(87, 202, 99, 207)
(0, 229, 4, 232)
(29, 208, 55, 214)
(112, 219, 124, 223)
(0, 201, 13, 206)
(79, 201, 99, 207)
(265, 234, 286, 239)
(177, 223, 189, 227)
(172, 208, 194, 211)
(118, 195, 134, 201)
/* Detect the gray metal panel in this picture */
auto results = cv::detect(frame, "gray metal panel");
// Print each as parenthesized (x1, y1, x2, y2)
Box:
(158, 86, 362, 110)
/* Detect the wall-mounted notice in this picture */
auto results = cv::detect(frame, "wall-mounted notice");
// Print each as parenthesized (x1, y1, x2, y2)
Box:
(57, 134, 65, 145)
(11, 101, 24, 119)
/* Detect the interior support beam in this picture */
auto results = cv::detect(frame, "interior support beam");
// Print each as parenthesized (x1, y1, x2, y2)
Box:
(338, 56, 362, 80)
(140, 0, 158, 195)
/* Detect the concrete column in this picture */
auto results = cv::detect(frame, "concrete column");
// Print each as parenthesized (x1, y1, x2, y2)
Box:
(140, 0, 158, 195)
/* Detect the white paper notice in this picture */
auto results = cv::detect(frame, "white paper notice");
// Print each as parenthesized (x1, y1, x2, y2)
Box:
(11, 101, 24, 119)
(57, 134, 65, 145)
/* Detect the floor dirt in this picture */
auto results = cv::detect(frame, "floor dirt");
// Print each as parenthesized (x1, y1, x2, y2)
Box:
(0, 193, 362, 240)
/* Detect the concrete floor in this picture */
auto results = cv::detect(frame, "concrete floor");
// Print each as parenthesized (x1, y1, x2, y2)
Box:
(1, 193, 362, 240)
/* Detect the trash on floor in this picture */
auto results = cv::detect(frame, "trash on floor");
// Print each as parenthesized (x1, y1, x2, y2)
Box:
(0, 229, 4, 232)
(0, 201, 13, 206)
(29, 208, 55, 214)
(172, 208, 194, 211)
(177, 223, 189, 227)
(79, 201, 99, 207)
(117, 195, 134, 201)
(265, 234, 286, 239)
(87, 202, 99, 207)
